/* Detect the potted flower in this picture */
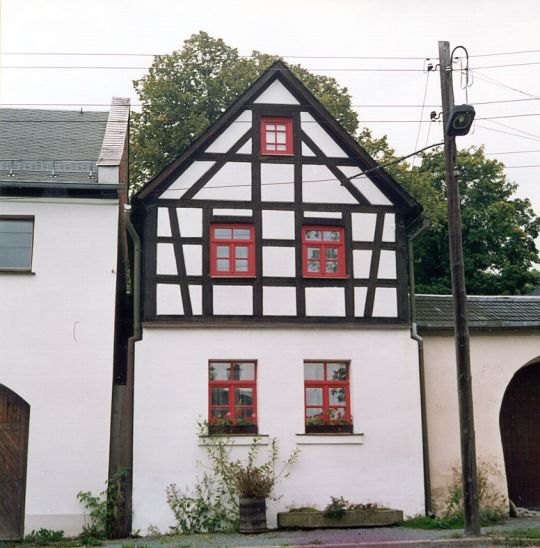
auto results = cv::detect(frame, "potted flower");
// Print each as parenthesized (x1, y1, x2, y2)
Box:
(305, 411, 353, 434)
(208, 413, 258, 435)
(226, 439, 299, 533)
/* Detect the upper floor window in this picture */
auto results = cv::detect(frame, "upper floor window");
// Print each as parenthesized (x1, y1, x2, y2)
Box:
(304, 361, 352, 434)
(0, 217, 34, 271)
(210, 224, 255, 277)
(261, 117, 293, 155)
(209, 361, 257, 434)
(302, 226, 346, 277)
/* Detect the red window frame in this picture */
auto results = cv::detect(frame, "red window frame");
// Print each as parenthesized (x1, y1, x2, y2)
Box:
(208, 361, 257, 431)
(302, 226, 346, 278)
(304, 361, 352, 430)
(260, 117, 293, 155)
(210, 224, 255, 277)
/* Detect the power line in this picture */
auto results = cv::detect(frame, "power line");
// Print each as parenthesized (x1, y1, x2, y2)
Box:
(484, 149, 540, 155)
(473, 61, 540, 70)
(475, 123, 540, 142)
(1, 51, 432, 60)
(2, 112, 540, 123)
(481, 119, 540, 141)
(1, 97, 540, 109)
(469, 48, 540, 58)
(0, 65, 428, 72)
(472, 70, 539, 99)
(2, 48, 540, 59)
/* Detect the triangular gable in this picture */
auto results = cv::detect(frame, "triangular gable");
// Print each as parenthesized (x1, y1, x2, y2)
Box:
(137, 60, 421, 219)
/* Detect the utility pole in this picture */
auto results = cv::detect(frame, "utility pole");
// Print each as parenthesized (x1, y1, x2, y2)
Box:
(438, 40, 481, 536)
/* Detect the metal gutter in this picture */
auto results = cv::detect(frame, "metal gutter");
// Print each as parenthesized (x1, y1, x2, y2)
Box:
(407, 218, 433, 516)
(0, 181, 123, 189)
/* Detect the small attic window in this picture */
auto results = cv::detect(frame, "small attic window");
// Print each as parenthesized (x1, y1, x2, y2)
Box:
(261, 117, 293, 155)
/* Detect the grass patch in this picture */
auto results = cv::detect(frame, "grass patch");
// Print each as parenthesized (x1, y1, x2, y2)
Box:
(402, 512, 504, 530)
(401, 514, 465, 530)
(507, 528, 540, 539)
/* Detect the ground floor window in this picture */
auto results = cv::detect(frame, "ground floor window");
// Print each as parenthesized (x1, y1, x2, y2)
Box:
(208, 360, 257, 434)
(304, 361, 352, 433)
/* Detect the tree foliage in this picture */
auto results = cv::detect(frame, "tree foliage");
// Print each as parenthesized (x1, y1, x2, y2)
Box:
(130, 31, 540, 295)
(401, 147, 540, 295)
(131, 31, 357, 187)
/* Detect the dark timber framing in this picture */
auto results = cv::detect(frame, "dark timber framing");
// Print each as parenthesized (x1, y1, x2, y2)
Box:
(134, 60, 421, 326)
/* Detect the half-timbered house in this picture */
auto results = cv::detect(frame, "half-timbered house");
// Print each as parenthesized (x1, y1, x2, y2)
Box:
(131, 61, 426, 530)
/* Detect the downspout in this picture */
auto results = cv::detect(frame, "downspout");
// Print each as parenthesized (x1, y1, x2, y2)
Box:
(407, 218, 433, 516)
(123, 204, 142, 534)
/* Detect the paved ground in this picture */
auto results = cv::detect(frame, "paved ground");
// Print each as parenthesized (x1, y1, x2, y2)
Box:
(104, 516, 540, 547)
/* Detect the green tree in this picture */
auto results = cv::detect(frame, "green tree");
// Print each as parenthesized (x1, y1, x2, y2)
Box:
(130, 31, 540, 295)
(402, 146, 540, 295)
(131, 31, 357, 188)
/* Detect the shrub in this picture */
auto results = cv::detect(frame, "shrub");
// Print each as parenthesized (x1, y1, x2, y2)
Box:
(24, 529, 64, 545)
(165, 421, 299, 533)
(77, 468, 129, 540)
(443, 459, 507, 523)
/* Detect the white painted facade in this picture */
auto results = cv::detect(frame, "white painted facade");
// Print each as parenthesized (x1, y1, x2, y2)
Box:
(132, 327, 425, 532)
(422, 331, 540, 512)
(0, 199, 119, 535)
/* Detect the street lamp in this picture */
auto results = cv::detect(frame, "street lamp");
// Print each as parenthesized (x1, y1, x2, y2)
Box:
(445, 105, 476, 137)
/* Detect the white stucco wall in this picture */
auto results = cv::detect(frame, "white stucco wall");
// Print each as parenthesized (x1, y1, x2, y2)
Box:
(0, 198, 119, 535)
(132, 327, 424, 533)
(422, 330, 540, 511)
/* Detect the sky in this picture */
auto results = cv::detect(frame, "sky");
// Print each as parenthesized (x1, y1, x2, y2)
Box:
(1, 0, 539, 217)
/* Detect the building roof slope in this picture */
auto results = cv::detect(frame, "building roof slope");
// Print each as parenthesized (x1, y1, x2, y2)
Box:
(0, 103, 128, 186)
(0, 108, 108, 160)
(416, 294, 540, 329)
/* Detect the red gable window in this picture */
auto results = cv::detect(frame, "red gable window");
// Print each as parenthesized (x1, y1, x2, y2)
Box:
(261, 117, 293, 155)
(209, 361, 257, 434)
(304, 361, 352, 434)
(302, 226, 346, 277)
(210, 224, 255, 277)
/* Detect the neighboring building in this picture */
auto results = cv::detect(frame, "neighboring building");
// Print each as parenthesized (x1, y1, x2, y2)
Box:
(417, 294, 540, 512)
(0, 100, 129, 539)
(131, 61, 426, 531)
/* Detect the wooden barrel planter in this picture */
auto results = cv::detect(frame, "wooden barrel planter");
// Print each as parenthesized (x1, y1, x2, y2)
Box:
(239, 497, 267, 533)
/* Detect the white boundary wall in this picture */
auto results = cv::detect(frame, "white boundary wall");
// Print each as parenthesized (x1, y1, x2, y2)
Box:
(0, 199, 118, 535)
(133, 326, 424, 532)
(423, 331, 540, 512)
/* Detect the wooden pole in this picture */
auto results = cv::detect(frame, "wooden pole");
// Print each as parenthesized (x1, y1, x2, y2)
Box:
(438, 40, 481, 536)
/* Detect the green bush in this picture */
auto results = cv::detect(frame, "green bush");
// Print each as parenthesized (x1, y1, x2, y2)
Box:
(24, 529, 64, 545)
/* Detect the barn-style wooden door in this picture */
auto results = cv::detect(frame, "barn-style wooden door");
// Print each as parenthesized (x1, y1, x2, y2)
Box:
(0, 385, 30, 540)
(500, 363, 540, 509)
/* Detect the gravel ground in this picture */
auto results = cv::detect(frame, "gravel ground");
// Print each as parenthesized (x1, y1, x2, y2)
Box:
(103, 516, 540, 547)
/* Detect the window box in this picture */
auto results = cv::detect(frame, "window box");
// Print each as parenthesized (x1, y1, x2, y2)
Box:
(302, 226, 346, 278)
(305, 423, 353, 434)
(208, 423, 258, 436)
(210, 224, 255, 277)
(260, 117, 293, 155)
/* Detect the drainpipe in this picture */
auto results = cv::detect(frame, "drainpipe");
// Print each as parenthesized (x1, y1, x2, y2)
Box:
(407, 218, 433, 516)
(122, 204, 142, 534)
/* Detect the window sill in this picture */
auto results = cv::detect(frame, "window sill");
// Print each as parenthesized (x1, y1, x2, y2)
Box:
(295, 433, 364, 445)
(0, 270, 35, 275)
(198, 434, 269, 447)
(210, 275, 257, 279)
(303, 275, 350, 280)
